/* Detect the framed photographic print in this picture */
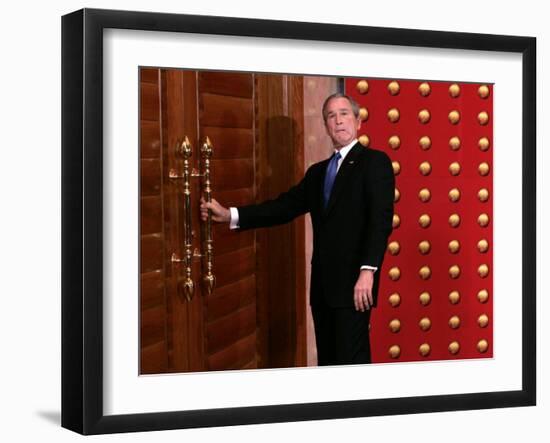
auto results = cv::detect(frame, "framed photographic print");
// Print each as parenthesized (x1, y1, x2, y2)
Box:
(62, 8, 536, 435)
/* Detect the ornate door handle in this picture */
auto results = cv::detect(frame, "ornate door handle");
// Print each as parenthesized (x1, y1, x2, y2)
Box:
(169, 136, 194, 301)
(169, 136, 216, 299)
(200, 137, 216, 295)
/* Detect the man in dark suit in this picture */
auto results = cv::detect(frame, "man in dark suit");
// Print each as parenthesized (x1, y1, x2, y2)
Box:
(200, 92, 394, 365)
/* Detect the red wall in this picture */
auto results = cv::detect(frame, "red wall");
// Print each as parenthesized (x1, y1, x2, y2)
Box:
(346, 78, 493, 363)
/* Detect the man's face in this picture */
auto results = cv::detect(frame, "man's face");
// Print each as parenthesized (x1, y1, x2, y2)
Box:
(324, 97, 361, 149)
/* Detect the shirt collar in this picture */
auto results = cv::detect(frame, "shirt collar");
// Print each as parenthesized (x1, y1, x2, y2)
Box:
(334, 139, 358, 161)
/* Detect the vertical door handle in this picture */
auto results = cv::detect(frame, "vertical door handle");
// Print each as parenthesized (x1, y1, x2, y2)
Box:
(170, 136, 195, 301)
(200, 137, 216, 295)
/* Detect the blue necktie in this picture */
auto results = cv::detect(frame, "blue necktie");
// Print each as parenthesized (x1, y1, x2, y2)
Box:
(323, 151, 341, 207)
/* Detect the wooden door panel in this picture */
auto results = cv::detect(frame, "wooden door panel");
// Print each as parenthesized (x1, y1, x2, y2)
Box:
(206, 275, 256, 322)
(200, 94, 254, 128)
(139, 68, 169, 374)
(200, 127, 254, 159)
(140, 196, 162, 235)
(141, 305, 166, 348)
(211, 158, 254, 190)
(198, 74, 259, 370)
(160, 69, 199, 372)
(206, 303, 257, 355)
(166, 286, 189, 371)
(140, 159, 161, 196)
(140, 269, 168, 373)
(213, 188, 255, 208)
(185, 259, 204, 373)
(199, 71, 253, 98)
(254, 74, 307, 368)
(213, 228, 254, 256)
(141, 342, 169, 374)
(213, 247, 256, 288)
(140, 68, 159, 84)
(140, 121, 161, 158)
(208, 334, 257, 371)
(141, 270, 164, 308)
(140, 233, 164, 273)
(140, 82, 160, 121)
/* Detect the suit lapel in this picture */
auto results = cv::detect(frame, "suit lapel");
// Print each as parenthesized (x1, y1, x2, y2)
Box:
(324, 143, 364, 217)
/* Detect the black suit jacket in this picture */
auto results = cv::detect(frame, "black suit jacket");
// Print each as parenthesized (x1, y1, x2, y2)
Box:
(238, 143, 395, 308)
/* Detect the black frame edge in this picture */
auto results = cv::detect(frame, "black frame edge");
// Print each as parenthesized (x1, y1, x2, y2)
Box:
(82, 7, 106, 435)
(83, 7, 534, 52)
(522, 36, 537, 405)
(61, 8, 84, 434)
(88, 390, 534, 435)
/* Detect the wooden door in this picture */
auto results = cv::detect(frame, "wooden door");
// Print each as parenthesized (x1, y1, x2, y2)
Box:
(139, 68, 170, 373)
(197, 71, 258, 371)
(140, 68, 308, 374)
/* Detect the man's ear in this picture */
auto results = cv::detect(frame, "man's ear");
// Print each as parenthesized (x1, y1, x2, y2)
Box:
(356, 118, 362, 131)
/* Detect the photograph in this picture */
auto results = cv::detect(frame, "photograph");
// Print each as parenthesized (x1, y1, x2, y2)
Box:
(139, 68, 494, 374)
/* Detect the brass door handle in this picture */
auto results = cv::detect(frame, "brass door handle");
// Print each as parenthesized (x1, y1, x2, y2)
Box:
(170, 136, 194, 302)
(169, 136, 216, 299)
(200, 137, 216, 295)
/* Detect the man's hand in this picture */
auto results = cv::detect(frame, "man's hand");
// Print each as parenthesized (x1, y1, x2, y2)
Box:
(354, 269, 374, 312)
(200, 197, 231, 223)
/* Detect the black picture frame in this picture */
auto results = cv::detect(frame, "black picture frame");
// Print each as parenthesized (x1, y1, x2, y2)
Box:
(61, 8, 536, 435)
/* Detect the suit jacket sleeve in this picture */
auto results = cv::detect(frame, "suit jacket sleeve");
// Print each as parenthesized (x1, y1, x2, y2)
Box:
(361, 150, 395, 268)
(237, 168, 311, 230)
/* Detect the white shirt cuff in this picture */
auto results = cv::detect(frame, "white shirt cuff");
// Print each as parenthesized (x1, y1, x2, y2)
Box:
(361, 265, 378, 273)
(229, 207, 240, 230)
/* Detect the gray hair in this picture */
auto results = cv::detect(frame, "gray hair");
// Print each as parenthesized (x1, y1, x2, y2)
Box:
(322, 92, 360, 122)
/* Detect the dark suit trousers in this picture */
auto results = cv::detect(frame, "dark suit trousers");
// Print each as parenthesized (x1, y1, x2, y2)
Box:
(311, 300, 372, 366)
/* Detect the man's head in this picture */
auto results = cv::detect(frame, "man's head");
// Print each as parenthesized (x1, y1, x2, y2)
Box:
(322, 93, 361, 149)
